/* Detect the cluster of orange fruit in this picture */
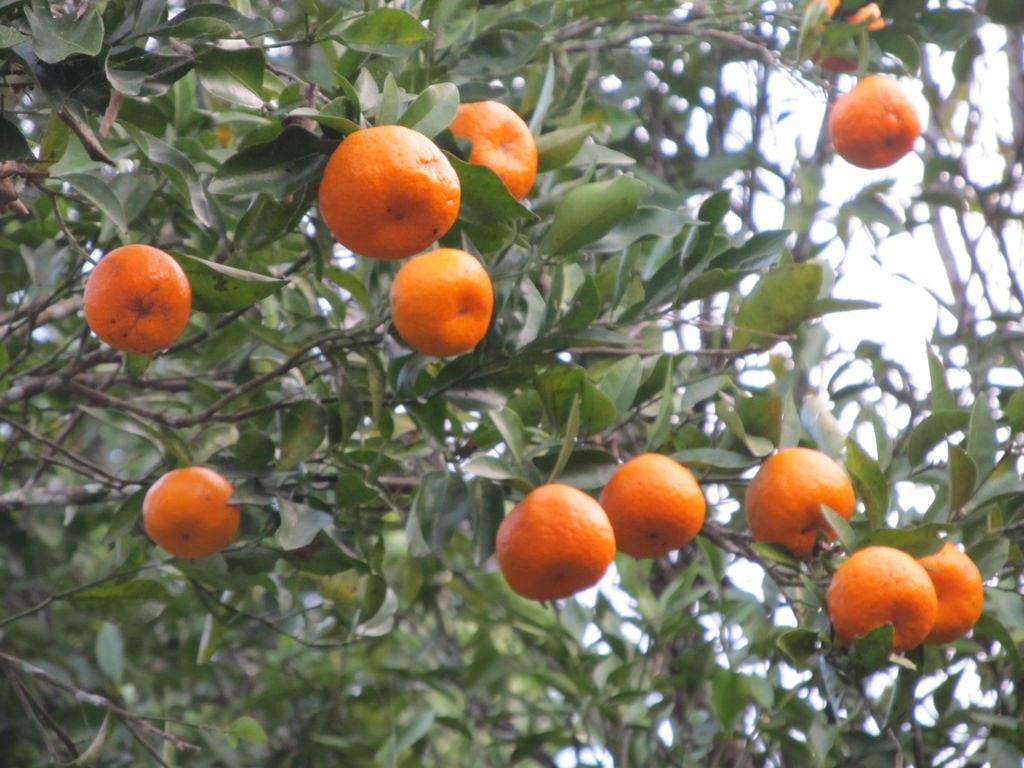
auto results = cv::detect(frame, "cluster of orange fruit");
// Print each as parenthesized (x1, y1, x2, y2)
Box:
(318, 100, 538, 357)
(80, 99, 539, 561)
(497, 446, 985, 657)
(810, 0, 924, 170)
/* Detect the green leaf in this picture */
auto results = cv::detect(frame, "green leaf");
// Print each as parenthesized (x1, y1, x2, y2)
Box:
(848, 623, 895, 673)
(593, 354, 642, 416)
(235, 193, 310, 251)
(907, 410, 969, 466)
(158, 4, 274, 39)
(71, 579, 172, 605)
(413, 470, 472, 553)
(735, 394, 783, 445)
(25, 2, 104, 63)
(859, 525, 945, 557)
(1005, 387, 1024, 433)
(0, 116, 31, 159)
(927, 347, 957, 411)
(175, 253, 288, 314)
(105, 49, 193, 97)
(548, 176, 646, 255)
(966, 394, 997, 480)
(94, 622, 125, 685)
(446, 153, 536, 225)
(69, 709, 114, 766)
(535, 365, 616, 437)
(800, 395, 847, 461)
(278, 400, 327, 471)
(710, 229, 790, 272)
(489, 409, 526, 465)
(210, 126, 325, 199)
(195, 47, 266, 108)
(536, 124, 591, 172)
(776, 628, 819, 669)
(399, 82, 459, 137)
(375, 711, 435, 765)
(276, 498, 333, 550)
(845, 437, 888, 530)
(61, 172, 129, 232)
(197, 612, 226, 665)
(731, 263, 823, 349)
(969, 537, 1009, 580)
(948, 443, 977, 511)
(227, 716, 268, 747)
(532, 447, 618, 492)
(339, 8, 433, 57)
(130, 130, 222, 231)
(821, 505, 856, 553)
(0, 24, 29, 49)
(920, 9, 987, 51)
(471, 479, 505, 565)
(670, 448, 760, 472)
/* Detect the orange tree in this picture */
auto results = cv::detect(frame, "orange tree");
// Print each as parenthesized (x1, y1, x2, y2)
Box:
(1, 1, 1022, 765)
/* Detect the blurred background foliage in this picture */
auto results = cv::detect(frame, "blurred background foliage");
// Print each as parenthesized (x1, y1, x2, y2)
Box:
(0, 0, 1022, 765)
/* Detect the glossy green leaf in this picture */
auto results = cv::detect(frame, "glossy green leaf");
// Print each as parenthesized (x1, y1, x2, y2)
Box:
(536, 124, 591, 172)
(276, 498, 332, 551)
(25, 3, 104, 63)
(210, 126, 325, 199)
(195, 47, 266, 108)
(175, 253, 288, 313)
(278, 400, 327, 471)
(158, 4, 274, 39)
(399, 82, 459, 137)
(95, 622, 125, 685)
(339, 8, 433, 57)
(848, 623, 895, 674)
(732, 262, 823, 349)
(227, 716, 268, 747)
(0, 116, 31, 159)
(547, 176, 647, 255)
(845, 437, 888, 530)
(948, 443, 977, 512)
(908, 410, 970, 466)
(62, 172, 128, 232)
(413, 470, 471, 552)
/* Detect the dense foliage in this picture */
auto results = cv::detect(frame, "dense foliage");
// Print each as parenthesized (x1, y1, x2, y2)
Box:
(1, 0, 1022, 765)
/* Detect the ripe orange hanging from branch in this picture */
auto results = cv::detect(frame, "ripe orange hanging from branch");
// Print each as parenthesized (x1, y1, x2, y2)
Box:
(318, 124, 461, 260)
(449, 100, 538, 200)
(827, 545, 938, 653)
(389, 248, 494, 357)
(917, 542, 985, 645)
(744, 447, 856, 559)
(496, 483, 616, 601)
(827, 75, 922, 169)
(143, 467, 240, 559)
(83, 244, 192, 354)
(599, 453, 706, 559)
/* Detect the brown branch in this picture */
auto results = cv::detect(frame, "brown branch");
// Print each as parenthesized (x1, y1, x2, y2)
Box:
(0, 650, 200, 752)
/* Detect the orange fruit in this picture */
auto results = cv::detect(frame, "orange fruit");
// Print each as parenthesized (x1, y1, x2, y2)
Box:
(827, 75, 922, 169)
(83, 244, 191, 354)
(847, 3, 884, 30)
(495, 483, 616, 601)
(827, 545, 938, 653)
(317, 125, 461, 260)
(449, 100, 538, 200)
(389, 248, 493, 357)
(142, 467, 240, 559)
(917, 542, 985, 645)
(598, 453, 706, 559)
(744, 447, 856, 559)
